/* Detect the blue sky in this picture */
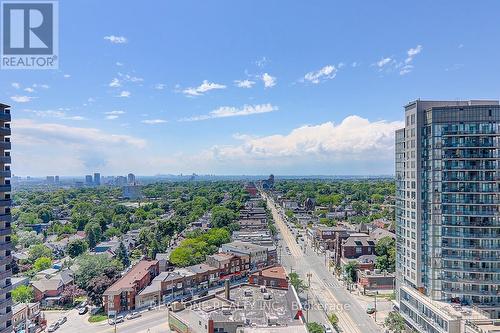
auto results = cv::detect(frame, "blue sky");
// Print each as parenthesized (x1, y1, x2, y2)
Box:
(3, 0, 500, 176)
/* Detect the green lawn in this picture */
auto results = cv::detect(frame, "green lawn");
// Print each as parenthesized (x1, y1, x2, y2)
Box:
(88, 314, 107, 323)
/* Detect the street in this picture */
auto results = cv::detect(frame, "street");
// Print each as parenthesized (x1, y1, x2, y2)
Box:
(263, 192, 382, 333)
(44, 308, 170, 333)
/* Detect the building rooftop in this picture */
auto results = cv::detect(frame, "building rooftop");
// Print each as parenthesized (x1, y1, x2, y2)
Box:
(171, 284, 305, 330)
(250, 266, 287, 281)
(104, 260, 157, 293)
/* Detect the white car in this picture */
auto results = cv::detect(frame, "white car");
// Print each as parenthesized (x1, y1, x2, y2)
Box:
(108, 315, 125, 325)
(126, 312, 142, 320)
(48, 322, 59, 332)
(323, 324, 333, 333)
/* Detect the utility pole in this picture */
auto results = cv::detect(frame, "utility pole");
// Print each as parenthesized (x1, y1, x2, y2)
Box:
(306, 272, 312, 323)
(374, 291, 378, 323)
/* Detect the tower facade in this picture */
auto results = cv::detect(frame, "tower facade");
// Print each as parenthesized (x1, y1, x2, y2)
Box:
(0, 103, 12, 333)
(396, 100, 500, 331)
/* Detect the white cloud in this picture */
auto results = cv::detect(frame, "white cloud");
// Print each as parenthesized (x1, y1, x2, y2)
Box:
(109, 78, 121, 88)
(24, 87, 35, 93)
(32, 84, 49, 89)
(351, 62, 358, 68)
(399, 64, 414, 76)
(183, 80, 227, 96)
(26, 109, 85, 121)
(141, 119, 167, 124)
(400, 45, 423, 75)
(377, 57, 392, 68)
(234, 80, 256, 88)
(154, 83, 166, 90)
(117, 90, 131, 98)
(303, 65, 337, 84)
(105, 110, 125, 115)
(255, 57, 269, 68)
(118, 73, 143, 83)
(180, 103, 278, 122)
(116, 62, 124, 66)
(262, 73, 276, 88)
(207, 116, 403, 164)
(458, 44, 464, 49)
(106, 115, 119, 120)
(405, 45, 422, 64)
(104, 35, 128, 44)
(63, 74, 71, 78)
(10, 95, 34, 103)
(11, 82, 20, 89)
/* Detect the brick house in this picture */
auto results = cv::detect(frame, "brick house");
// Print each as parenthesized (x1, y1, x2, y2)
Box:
(249, 265, 288, 289)
(341, 234, 376, 259)
(205, 253, 250, 278)
(103, 260, 159, 314)
(31, 270, 74, 305)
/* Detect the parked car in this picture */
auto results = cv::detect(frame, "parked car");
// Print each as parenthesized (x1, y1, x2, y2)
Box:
(78, 300, 88, 308)
(198, 290, 208, 297)
(126, 312, 141, 320)
(57, 317, 67, 325)
(78, 306, 88, 315)
(366, 307, 376, 314)
(109, 315, 124, 325)
(48, 322, 59, 332)
(182, 295, 193, 302)
(323, 324, 333, 333)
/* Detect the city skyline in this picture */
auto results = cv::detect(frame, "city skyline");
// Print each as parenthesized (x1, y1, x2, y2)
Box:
(3, 1, 500, 176)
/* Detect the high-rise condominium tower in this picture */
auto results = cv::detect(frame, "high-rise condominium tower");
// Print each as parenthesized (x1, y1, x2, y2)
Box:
(395, 100, 500, 332)
(0, 104, 12, 333)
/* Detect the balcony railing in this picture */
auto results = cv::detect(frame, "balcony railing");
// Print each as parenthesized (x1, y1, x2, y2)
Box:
(0, 185, 11, 193)
(0, 127, 10, 136)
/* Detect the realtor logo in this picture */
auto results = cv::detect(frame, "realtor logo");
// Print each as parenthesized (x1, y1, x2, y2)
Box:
(1, 1, 58, 69)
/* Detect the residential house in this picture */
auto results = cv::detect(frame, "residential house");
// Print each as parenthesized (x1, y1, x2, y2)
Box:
(32, 269, 74, 305)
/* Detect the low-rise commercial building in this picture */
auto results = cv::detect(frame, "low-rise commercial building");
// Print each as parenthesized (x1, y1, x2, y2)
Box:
(249, 266, 288, 289)
(357, 270, 395, 292)
(168, 283, 306, 333)
(103, 260, 159, 314)
(220, 242, 269, 271)
(205, 253, 249, 279)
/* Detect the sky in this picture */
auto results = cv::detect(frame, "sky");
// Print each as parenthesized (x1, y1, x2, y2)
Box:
(3, 0, 500, 176)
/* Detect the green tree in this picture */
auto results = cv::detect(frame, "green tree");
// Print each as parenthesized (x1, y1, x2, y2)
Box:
(116, 241, 130, 267)
(66, 239, 88, 258)
(84, 222, 102, 249)
(28, 244, 53, 263)
(344, 261, 358, 284)
(384, 311, 406, 333)
(34, 257, 52, 271)
(12, 285, 34, 303)
(211, 206, 238, 228)
(289, 272, 308, 293)
(37, 207, 53, 223)
(328, 313, 339, 329)
(306, 322, 324, 333)
(75, 254, 123, 289)
(375, 236, 396, 272)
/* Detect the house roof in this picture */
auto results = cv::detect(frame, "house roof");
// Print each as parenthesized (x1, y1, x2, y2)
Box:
(186, 263, 218, 274)
(251, 265, 287, 280)
(104, 260, 158, 294)
(32, 278, 63, 293)
(369, 228, 396, 241)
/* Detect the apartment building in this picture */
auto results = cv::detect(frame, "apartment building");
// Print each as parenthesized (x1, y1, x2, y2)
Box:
(395, 100, 500, 332)
(0, 103, 12, 333)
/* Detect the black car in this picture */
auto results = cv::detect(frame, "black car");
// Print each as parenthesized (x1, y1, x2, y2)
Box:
(78, 306, 88, 315)
(182, 296, 193, 302)
(198, 290, 208, 297)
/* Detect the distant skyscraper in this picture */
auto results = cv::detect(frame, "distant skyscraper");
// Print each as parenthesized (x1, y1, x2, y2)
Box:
(127, 173, 136, 184)
(55, 175, 60, 183)
(85, 175, 93, 185)
(395, 100, 500, 332)
(0, 103, 12, 332)
(46, 176, 55, 184)
(93, 173, 101, 186)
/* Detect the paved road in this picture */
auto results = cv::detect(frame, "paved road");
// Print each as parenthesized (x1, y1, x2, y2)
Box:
(45, 308, 170, 333)
(263, 192, 381, 333)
